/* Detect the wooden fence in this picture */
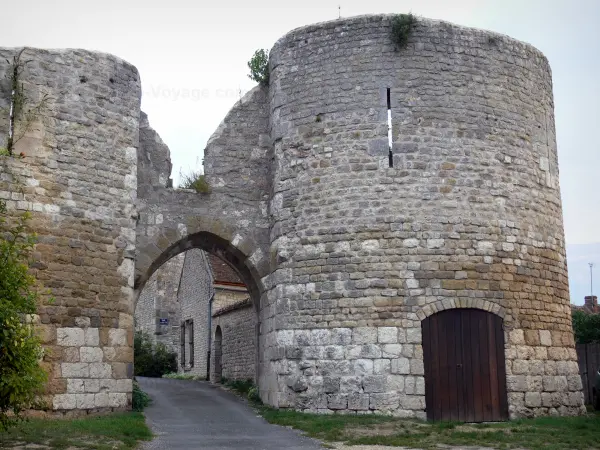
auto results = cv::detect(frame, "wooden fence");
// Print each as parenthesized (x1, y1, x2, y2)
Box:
(576, 342, 600, 404)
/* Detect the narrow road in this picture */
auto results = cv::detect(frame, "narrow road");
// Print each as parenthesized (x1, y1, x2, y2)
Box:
(138, 377, 324, 450)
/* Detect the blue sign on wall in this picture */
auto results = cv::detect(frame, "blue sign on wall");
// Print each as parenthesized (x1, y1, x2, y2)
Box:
(159, 318, 169, 325)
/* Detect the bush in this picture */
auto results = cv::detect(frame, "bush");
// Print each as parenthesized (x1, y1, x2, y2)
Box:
(132, 380, 151, 412)
(572, 310, 600, 344)
(179, 170, 211, 194)
(224, 379, 261, 404)
(0, 200, 47, 430)
(247, 49, 269, 86)
(391, 13, 417, 50)
(134, 331, 177, 378)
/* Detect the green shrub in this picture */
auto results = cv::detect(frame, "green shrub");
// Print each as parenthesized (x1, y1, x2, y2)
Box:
(133, 331, 177, 378)
(572, 310, 600, 344)
(0, 200, 47, 430)
(179, 170, 211, 194)
(224, 379, 261, 404)
(132, 380, 151, 412)
(247, 49, 269, 86)
(391, 13, 417, 50)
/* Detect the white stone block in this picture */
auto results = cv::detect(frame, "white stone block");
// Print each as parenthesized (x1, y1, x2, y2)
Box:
(109, 393, 128, 408)
(85, 328, 100, 346)
(61, 363, 89, 378)
(114, 379, 133, 393)
(382, 344, 403, 358)
(540, 330, 552, 346)
(57, 328, 84, 347)
(403, 238, 419, 248)
(89, 363, 112, 379)
(95, 393, 110, 408)
(76, 394, 95, 409)
(109, 329, 128, 346)
(427, 239, 444, 249)
(85, 379, 100, 393)
(378, 327, 397, 344)
(391, 358, 410, 375)
(353, 359, 374, 375)
(67, 378, 85, 393)
(352, 327, 377, 344)
(406, 327, 422, 344)
(80, 347, 104, 363)
(374, 359, 391, 374)
(53, 394, 76, 410)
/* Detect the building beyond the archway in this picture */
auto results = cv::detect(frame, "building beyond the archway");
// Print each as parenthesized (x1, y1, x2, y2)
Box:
(135, 249, 256, 382)
(0, 14, 585, 419)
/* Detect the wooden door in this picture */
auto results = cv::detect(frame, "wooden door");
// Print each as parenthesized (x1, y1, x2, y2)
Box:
(214, 326, 223, 383)
(422, 308, 508, 422)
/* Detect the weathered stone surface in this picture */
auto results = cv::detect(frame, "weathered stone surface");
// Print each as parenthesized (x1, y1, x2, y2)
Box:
(1, 13, 582, 418)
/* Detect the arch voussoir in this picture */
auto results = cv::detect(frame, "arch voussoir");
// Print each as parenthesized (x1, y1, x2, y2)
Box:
(416, 298, 506, 322)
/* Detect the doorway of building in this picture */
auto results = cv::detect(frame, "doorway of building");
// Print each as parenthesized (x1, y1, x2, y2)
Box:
(422, 308, 509, 422)
(214, 326, 223, 383)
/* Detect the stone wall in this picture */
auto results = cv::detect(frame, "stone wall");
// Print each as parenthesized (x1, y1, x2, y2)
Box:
(2, 14, 583, 419)
(212, 300, 257, 382)
(259, 15, 583, 418)
(0, 47, 140, 412)
(178, 249, 213, 377)
(134, 253, 184, 354)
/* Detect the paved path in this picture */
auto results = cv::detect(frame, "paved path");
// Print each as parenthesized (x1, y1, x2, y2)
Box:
(138, 377, 324, 450)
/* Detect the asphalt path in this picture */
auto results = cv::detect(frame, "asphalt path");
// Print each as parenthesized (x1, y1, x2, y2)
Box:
(138, 377, 324, 450)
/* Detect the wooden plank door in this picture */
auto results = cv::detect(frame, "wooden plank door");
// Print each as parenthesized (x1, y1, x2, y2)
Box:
(423, 308, 508, 422)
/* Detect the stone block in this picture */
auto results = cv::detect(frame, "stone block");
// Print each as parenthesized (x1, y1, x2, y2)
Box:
(406, 327, 421, 344)
(374, 359, 391, 374)
(410, 359, 424, 375)
(63, 347, 80, 362)
(387, 375, 405, 393)
(399, 394, 425, 410)
(114, 379, 133, 393)
(61, 363, 89, 378)
(370, 393, 399, 411)
(108, 393, 128, 408)
(540, 330, 552, 347)
(509, 330, 525, 345)
(57, 328, 84, 347)
(353, 359, 374, 375)
(95, 393, 110, 408)
(67, 379, 85, 394)
(352, 327, 377, 344)
(331, 328, 352, 345)
(327, 394, 348, 410)
(108, 329, 128, 346)
(85, 328, 99, 346)
(89, 363, 112, 379)
(53, 394, 76, 410)
(378, 327, 397, 344)
(363, 375, 387, 393)
(84, 379, 100, 393)
(76, 394, 95, 409)
(391, 358, 410, 375)
(347, 393, 369, 410)
(525, 392, 541, 407)
(80, 347, 104, 363)
(382, 344, 403, 358)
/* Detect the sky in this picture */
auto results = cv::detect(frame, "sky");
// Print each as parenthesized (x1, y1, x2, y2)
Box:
(3, 0, 599, 304)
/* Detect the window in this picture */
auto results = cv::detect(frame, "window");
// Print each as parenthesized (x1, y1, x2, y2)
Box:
(180, 320, 194, 368)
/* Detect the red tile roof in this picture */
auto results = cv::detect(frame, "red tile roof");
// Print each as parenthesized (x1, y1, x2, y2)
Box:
(208, 254, 245, 286)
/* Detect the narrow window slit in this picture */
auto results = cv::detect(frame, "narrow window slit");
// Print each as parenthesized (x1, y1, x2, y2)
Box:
(387, 88, 393, 167)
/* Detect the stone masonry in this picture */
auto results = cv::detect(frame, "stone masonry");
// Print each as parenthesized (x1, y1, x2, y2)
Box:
(1, 14, 584, 419)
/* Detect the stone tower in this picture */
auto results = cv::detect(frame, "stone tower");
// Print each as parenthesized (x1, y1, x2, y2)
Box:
(0, 14, 584, 420)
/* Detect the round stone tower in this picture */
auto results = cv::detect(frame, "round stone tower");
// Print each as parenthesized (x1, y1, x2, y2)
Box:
(261, 15, 584, 419)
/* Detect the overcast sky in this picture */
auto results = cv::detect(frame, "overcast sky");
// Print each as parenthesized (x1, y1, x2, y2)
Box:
(4, 0, 599, 304)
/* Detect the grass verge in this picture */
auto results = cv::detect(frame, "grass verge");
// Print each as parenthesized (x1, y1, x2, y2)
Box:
(258, 408, 600, 450)
(0, 412, 152, 449)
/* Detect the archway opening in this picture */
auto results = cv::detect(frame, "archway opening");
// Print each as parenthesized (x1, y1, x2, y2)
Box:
(422, 308, 508, 422)
(133, 232, 261, 384)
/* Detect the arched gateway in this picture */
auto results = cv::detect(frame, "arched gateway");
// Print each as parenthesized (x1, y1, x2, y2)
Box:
(0, 14, 585, 419)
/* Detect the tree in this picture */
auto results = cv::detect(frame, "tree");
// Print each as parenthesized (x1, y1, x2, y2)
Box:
(247, 49, 269, 86)
(572, 310, 600, 344)
(0, 200, 47, 430)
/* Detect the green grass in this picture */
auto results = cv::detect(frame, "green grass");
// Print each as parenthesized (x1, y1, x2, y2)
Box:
(161, 372, 205, 380)
(0, 412, 152, 449)
(258, 408, 600, 450)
